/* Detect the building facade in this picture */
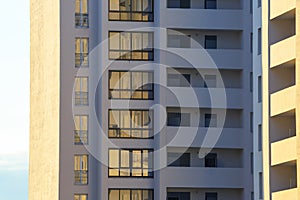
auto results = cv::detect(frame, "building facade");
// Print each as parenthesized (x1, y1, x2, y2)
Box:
(30, 0, 254, 199)
(257, 0, 300, 199)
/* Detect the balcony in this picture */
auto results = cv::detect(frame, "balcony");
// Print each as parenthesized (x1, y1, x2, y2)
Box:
(271, 136, 297, 166)
(162, 167, 243, 188)
(163, 48, 242, 69)
(270, 36, 296, 68)
(272, 188, 298, 200)
(165, 127, 243, 148)
(165, 87, 243, 108)
(270, 85, 296, 117)
(161, 9, 242, 30)
(270, 0, 295, 20)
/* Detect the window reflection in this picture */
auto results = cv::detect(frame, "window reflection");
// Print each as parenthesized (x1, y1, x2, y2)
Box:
(109, 110, 153, 138)
(109, 0, 153, 21)
(109, 32, 154, 60)
(109, 71, 154, 100)
(108, 149, 153, 177)
(74, 155, 88, 184)
(109, 189, 153, 200)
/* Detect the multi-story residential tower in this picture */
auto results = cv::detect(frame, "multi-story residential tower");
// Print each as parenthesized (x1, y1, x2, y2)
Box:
(257, 0, 300, 199)
(252, 0, 263, 199)
(29, 0, 253, 200)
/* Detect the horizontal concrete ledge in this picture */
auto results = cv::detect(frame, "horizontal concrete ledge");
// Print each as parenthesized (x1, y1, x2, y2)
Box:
(270, 85, 295, 117)
(272, 188, 298, 200)
(271, 136, 297, 166)
(270, 36, 296, 68)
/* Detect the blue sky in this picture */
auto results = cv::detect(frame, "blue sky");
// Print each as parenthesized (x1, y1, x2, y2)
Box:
(0, 0, 29, 199)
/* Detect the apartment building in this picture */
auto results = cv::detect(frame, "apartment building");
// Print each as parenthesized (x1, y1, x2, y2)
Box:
(29, 0, 254, 199)
(257, 0, 300, 199)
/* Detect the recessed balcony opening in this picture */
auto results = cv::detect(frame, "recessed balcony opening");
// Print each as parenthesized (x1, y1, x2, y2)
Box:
(167, 29, 242, 49)
(167, 147, 243, 168)
(167, 188, 243, 200)
(167, 0, 242, 9)
(270, 63, 295, 93)
(271, 161, 297, 193)
(270, 16, 295, 45)
(270, 109, 296, 142)
(166, 107, 242, 128)
(167, 68, 242, 88)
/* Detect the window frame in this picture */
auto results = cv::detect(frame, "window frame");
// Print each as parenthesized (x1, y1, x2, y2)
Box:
(75, 37, 89, 67)
(74, 115, 89, 144)
(108, 109, 154, 139)
(108, 0, 154, 22)
(108, 189, 154, 200)
(74, 76, 89, 105)
(109, 31, 154, 61)
(167, 112, 190, 127)
(168, 152, 191, 167)
(205, 153, 217, 168)
(205, 0, 217, 9)
(204, 113, 217, 127)
(205, 192, 218, 200)
(75, 0, 89, 28)
(108, 149, 154, 177)
(74, 194, 88, 200)
(108, 70, 154, 100)
(205, 35, 217, 49)
(74, 154, 89, 185)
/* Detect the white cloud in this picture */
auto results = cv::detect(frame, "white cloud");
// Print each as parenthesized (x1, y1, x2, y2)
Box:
(0, 152, 28, 171)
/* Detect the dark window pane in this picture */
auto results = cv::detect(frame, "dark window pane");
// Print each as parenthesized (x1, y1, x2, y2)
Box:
(205, 153, 217, 167)
(205, 0, 217, 9)
(167, 192, 190, 200)
(205, 35, 217, 49)
(205, 114, 217, 127)
(205, 192, 218, 200)
(168, 153, 190, 167)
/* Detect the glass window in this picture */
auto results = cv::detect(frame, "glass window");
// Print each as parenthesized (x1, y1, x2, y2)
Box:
(74, 115, 88, 144)
(168, 153, 190, 167)
(74, 77, 89, 105)
(205, 153, 217, 168)
(109, 71, 154, 100)
(109, 31, 154, 61)
(205, 35, 217, 49)
(108, 149, 153, 177)
(205, 0, 217, 9)
(74, 194, 88, 200)
(109, 189, 153, 200)
(204, 114, 217, 127)
(258, 28, 262, 55)
(74, 155, 88, 184)
(109, 110, 153, 138)
(205, 192, 218, 200)
(258, 76, 262, 102)
(167, 192, 190, 200)
(167, 113, 190, 127)
(167, 74, 191, 87)
(109, 0, 153, 21)
(75, 38, 89, 67)
(167, 0, 190, 8)
(204, 75, 217, 88)
(75, 0, 89, 28)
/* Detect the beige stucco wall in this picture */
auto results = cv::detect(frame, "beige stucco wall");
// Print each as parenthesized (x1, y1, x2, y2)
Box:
(29, 0, 60, 199)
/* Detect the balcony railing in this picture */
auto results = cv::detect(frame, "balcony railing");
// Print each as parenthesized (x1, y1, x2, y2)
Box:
(75, 13, 89, 28)
(74, 130, 88, 144)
